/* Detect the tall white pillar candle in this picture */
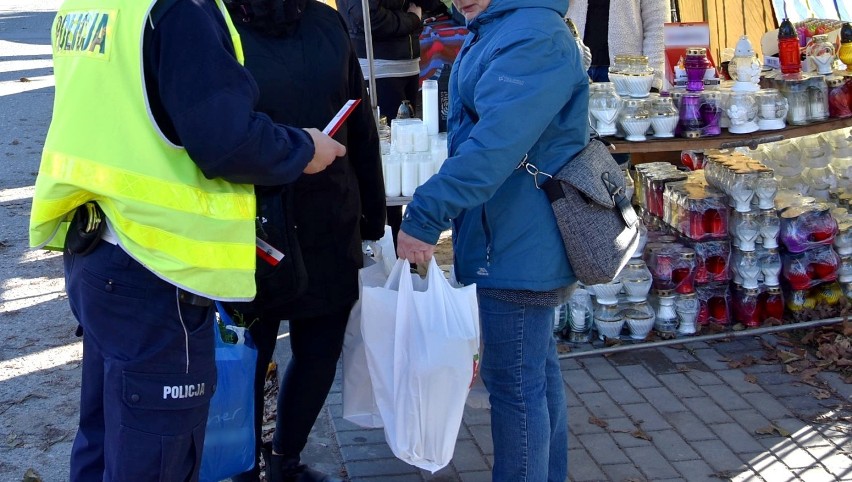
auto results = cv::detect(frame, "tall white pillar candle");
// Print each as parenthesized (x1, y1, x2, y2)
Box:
(422, 79, 439, 136)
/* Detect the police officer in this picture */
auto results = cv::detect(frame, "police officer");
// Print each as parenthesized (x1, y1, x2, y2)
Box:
(29, 0, 345, 480)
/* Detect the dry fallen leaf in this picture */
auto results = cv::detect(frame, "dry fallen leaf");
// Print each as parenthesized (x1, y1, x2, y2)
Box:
(631, 429, 652, 441)
(811, 389, 832, 400)
(744, 374, 758, 384)
(711, 470, 736, 480)
(755, 424, 792, 437)
(777, 350, 803, 364)
(23, 468, 43, 482)
(588, 416, 608, 429)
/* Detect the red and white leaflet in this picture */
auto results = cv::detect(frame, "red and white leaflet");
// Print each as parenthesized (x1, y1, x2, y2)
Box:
(256, 237, 284, 266)
(323, 99, 361, 137)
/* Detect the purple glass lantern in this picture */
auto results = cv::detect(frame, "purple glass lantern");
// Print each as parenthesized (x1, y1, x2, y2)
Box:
(700, 91, 723, 136)
(685, 47, 711, 92)
(679, 93, 703, 138)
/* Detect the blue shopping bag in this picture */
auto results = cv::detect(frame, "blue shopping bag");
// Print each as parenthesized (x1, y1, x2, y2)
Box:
(199, 302, 258, 482)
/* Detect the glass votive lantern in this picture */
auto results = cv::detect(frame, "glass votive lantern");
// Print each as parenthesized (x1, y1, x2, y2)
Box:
(593, 300, 624, 340)
(619, 99, 652, 142)
(653, 289, 679, 335)
(838, 255, 852, 283)
(724, 91, 759, 134)
(565, 288, 594, 343)
(781, 78, 810, 125)
(760, 247, 782, 286)
(589, 82, 622, 136)
(730, 170, 758, 213)
(827, 76, 852, 119)
(623, 301, 656, 340)
(807, 75, 829, 122)
(675, 292, 699, 335)
(685, 187, 728, 240)
(799, 134, 832, 169)
(759, 209, 781, 249)
(623, 56, 655, 99)
(608, 54, 632, 97)
(755, 89, 788, 130)
(645, 243, 676, 290)
(699, 91, 723, 136)
(685, 47, 710, 92)
(696, 282, 730, 325)
(735, 211, 760, 251)
(780, 203, 839, 253)
(672, 249, 697, 294)
(738, 250, 761, 289)
(678, 92, 703, 138)
(735, 287, 761, 327)
(782, 245, 841, 290)
(587, 279, 623, 306)
(650, 95, 679, 138)
(729, 35, 762, 92)
(755, 171, 778, 210)
(806, 34, 836, 75)
(621, 259, 653, 302)
(762, 286, 785, 321)
(835, 220, 852, 255)
(692, 240, 731, 283)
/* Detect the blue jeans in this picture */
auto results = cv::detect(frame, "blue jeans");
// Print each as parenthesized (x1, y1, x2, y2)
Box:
(477, 293, 568, 482)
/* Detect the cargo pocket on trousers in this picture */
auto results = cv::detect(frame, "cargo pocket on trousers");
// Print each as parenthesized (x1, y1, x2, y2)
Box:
(116, 367, 215, 481)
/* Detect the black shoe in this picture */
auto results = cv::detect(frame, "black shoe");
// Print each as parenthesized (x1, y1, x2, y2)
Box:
(260, 442, 343, 482)
(230, 465, 260, 482)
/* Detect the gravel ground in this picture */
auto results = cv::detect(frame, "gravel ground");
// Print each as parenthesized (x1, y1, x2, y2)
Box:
(1, 3, 81, 481)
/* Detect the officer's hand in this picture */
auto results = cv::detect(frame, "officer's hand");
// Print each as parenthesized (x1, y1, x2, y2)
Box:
(397, 229, 435, 266)
(302, 128, 345, 174)
(407, 3, 422, 20)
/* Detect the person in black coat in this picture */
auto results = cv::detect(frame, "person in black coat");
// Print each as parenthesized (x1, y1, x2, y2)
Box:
(337, 0, 440, 249)
(224, 1, 386, 480)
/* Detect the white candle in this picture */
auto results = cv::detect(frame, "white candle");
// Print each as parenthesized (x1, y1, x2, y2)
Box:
(422, 80, 439, 136)
(418, 158, 434, 186)
(384, 156, 402, 197)
(401, 154, 418, 196)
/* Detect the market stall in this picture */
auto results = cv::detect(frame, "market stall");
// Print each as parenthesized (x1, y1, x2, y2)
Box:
(375, 4, 852, 359)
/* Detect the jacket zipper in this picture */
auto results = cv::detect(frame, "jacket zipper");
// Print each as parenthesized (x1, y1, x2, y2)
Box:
(481, 207, 492, 266)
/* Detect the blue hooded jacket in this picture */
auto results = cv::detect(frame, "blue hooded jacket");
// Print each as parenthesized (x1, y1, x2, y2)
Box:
(400, 0, 589, 291)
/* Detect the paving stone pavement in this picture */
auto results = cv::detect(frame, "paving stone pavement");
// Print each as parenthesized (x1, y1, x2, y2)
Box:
(285, 334, 851, 482)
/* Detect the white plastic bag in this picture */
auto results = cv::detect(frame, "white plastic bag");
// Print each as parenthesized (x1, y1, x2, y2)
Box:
(361, 257, 480, 473)
(341, 227, 395, 428)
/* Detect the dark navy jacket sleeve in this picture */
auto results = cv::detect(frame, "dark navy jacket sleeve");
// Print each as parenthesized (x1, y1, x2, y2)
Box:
(144, 0, 313, 186)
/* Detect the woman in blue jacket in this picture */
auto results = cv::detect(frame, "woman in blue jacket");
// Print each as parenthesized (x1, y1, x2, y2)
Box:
(396, 0, 589, 479)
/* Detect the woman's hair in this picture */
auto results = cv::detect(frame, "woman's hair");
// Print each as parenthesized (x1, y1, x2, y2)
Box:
(225, 0, 306, 37)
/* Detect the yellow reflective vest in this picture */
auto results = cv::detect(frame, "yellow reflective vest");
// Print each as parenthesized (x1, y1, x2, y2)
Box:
(29, 0, 256, 301)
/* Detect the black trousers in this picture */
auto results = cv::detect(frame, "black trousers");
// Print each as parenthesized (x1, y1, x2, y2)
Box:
(246, 307, 352, 463)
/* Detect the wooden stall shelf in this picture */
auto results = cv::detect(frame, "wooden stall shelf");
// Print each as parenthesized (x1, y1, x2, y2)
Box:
(605, 116, 852, 155)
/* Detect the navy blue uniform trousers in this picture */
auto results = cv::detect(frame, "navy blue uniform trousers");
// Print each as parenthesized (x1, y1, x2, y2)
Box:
(64, 241, 216, 482)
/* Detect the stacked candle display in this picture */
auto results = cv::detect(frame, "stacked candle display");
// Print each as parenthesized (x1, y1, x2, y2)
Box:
(382, 118, 448, 197)
(651, 170, 731, 328)
(703, 152, 787, 326)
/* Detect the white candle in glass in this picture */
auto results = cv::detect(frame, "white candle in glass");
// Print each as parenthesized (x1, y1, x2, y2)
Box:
(401, 154, 418, 196)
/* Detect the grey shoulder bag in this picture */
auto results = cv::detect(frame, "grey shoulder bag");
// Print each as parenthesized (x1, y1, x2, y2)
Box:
(519, 139, 640, 285)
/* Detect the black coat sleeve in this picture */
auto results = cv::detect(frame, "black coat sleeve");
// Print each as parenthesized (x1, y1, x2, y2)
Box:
(343, 26, 387, 240)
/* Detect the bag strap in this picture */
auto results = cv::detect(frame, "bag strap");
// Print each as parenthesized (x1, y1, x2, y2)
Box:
(515, 154, 553, 190)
